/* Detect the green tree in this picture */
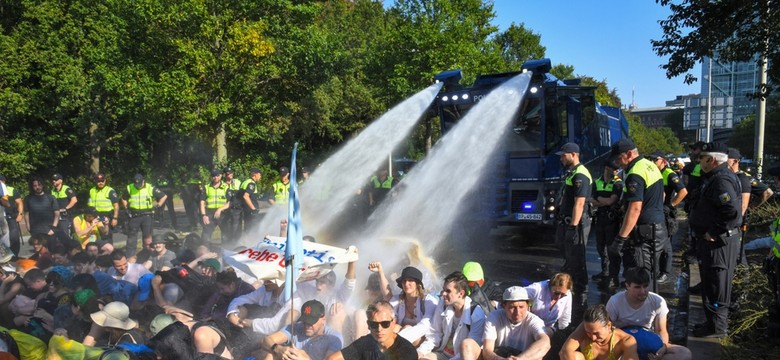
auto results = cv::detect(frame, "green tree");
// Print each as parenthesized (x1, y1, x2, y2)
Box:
(652, 1, 776, 97)
(493, 23, 546, 70)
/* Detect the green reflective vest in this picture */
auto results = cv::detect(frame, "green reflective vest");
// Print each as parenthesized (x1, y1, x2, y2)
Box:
(205, 183, 228, 210)
(273, 181, 290, 204)
(625, 158, 663, 191)
(371, 176, 394, 189)
(51, 184, 71, 200)
(89, 186, 116, 213)
(240, 179, 255, 191)
(661, 167, 674, 186)
(691, 163, 701, 177)
(126, 184, 155, 211)
(565, 164, 592, 186)
(595, 177, 618, 192)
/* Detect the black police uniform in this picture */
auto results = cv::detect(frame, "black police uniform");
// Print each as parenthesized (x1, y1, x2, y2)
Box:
(556, 162, 592, 322)
(238, 179, 262, 236)
(660, 166, 686, 277)
(592, 172, 623, 285)
(689, 159, 742, 337)
(617, 157, 668, 280)
(123, 182, 166, 257)
(181, 174, 203, 231)
(155, 176, 177, 229)
(3, 184, 23, 256)
(51, 183, 77, 236)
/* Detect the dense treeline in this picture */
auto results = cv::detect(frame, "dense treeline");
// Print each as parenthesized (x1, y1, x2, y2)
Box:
(0, 0, 679, 190)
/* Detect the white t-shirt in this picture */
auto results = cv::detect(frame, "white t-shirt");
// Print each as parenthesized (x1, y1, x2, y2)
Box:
(483, 308, 546, 351)
(524, 280, 572, 329)
(606, 290, 668, 331)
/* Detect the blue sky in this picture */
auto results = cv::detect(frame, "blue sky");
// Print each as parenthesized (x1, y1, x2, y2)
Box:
(492, 0, 700, 108)
(383, 0, 701, 108)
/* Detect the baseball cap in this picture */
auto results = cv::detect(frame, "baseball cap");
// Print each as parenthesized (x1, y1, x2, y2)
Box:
(210, 168, 221, 177)
(700, 142, 728, 156)
(137, 273, 154, 302)
(727, 148, 742, 160)
(133, 174, 144, 183)
(150, 235, 166, 245)
(610, 138, 637, 156)
(223, 166, 234, 174)
(0, 174, 6, 182)
(95, 173, 106, 182)
(648, 151, 666, 160)
(555, 142, 580, 155)
(279, 166, 290, 176)
(462, 261, 485, 286)
(689, 141, 707, 150)
(249, 168, 262, 174)
(198, 258, 221, 272)
(503, 286, 530, 301)
(52, 173, 63, 181)
(298, 300, 325, 325)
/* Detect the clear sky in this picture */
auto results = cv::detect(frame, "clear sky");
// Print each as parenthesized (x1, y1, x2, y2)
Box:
(491, 0, 701, 108)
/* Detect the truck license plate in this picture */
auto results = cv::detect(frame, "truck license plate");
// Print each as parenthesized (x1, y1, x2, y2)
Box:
(515, 213, 542, 220)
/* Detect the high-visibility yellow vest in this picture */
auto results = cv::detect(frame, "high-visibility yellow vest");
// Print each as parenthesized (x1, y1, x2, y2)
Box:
(126, 184, 155, 210)
(241, 179, 255, 191)
(74, 215, 101, 245)
(371, 176, 394, 189)
(565, 164, 592, 186)
(273, 181, 290, 204)
(89, 186, 115, 213)
(205, 183, 228, 209)
(51, 185, 71, 200)
(771, 218, 780, 258)
(625, 158, 663, 191)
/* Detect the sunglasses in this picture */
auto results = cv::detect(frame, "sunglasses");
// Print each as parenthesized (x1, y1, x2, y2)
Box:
(367, 320, 393, 330)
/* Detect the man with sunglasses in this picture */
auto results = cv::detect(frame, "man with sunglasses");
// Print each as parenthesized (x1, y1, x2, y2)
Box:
(88, 173, 120, 243)
(326, 300, 417, 360)
(262, 300, 343, 360)
(688, 142, 742, 338)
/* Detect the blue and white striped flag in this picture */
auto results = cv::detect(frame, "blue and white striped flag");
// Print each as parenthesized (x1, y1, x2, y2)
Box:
(285, 143, 304, 302)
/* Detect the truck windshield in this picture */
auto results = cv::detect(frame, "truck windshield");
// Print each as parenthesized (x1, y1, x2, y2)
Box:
(508, 97, 542, 154)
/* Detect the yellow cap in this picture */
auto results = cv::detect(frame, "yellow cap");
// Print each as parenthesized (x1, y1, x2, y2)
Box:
(462, 261, 484, 282)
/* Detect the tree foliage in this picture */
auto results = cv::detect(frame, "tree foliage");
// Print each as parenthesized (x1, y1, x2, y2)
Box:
(652, 0, 778, 97)
(0, 0, 652, 185)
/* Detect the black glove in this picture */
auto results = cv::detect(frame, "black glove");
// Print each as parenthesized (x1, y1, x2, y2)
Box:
(250, 208, 261, 215)
(564, 225, 578, 244)
(608, 235, 628, 256)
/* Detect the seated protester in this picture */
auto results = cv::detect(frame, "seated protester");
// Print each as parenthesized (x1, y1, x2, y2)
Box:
(94, 254, 114, 273)
(36, 266, 73, 315)
(85, 242, 100, 259)
(146, 320, 196, 360)
(72, 251, 95, 275)
(262, 300, 343, 360)
(21, 268, 48, 299)
(73, 206, 109, 249)
(197, 258, 221, 279)
(606, 268, 692, 360)
(524, 272, 573, 335)
(462, 286, 550, 360)
(308, 258, 357, 334)
(144, 235, 176, 272)
(199, 268, 254, 321)
(150, 263, 214, 315)
(227, 276, 286, 327)
(83, 301, 146, 346)
(48, 243, 72, 267)
(54, 288, 100, 341)
(559, 304, 639, 360)
(419, 271, 486, 360)
(462, 261, 502, 313)
(27, 234, 50, 261)
(388, 266, 439, 347)
(325, 300, 417, 360)
(0, 268, 25, 311)
(352, 262, 394, 341)
(95, 240, 115, 256)
(108, 249, 151, 285)
(92, 270, 138, 305)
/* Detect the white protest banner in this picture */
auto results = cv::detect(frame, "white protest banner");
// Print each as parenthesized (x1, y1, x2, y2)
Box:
(223, 236, 358, 283)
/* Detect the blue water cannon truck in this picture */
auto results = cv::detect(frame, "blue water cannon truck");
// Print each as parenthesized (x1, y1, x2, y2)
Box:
(433, 58, 629, 231)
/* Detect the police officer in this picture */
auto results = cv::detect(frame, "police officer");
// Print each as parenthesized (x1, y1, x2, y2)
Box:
(589, 162, 623, 289)
(269, 167, 291, 206)
(181, 169, 203, 231)
(122, 173, 167, 257)
(88, 173, 120, 243)
(155, 174, 177, 229)
(682, 141, 706, 209)
(608, 139, 668, 286)
(369, 168, 395, 208)
(51, 173, 78, 236)
(200, 169, 230, 244)
(0, 175, 23, 257)
(239, 168, 263, 237)
(555, 142, 592, 323)
(223, 166, 242, 243)
(727, 148, 772, 265)
(689, 142, 742, 338)
(649, 151, 688, 283)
